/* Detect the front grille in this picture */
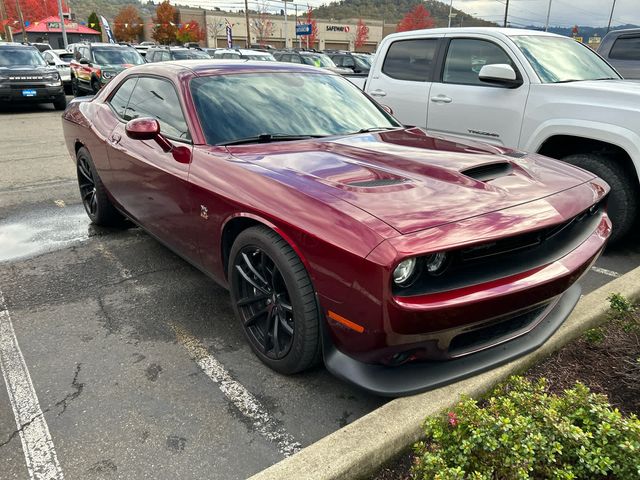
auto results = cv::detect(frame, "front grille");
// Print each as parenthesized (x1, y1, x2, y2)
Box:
(10, 84, 46, 89)
(394, 198, 606, 297)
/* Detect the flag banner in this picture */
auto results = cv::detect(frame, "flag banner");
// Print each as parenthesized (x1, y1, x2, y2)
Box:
(225, 18, 233, 48)
(100, 15, 115, 43)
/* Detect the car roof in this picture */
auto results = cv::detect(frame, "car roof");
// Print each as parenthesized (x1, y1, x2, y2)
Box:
(602, 27, 640, 38)
(385, 26, 564, 40)
(0, 43, 37, 49)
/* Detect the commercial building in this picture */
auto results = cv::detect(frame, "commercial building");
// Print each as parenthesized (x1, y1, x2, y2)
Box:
(178, 7, 383, 52)
(10, 16, 100, 49)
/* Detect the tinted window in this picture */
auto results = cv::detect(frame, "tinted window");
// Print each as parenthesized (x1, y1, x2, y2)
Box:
(382, 39, 438, 81)
(190, 72, 399, 145)
(342, 56, 355, 67)
(609, 36, 640, 61)
(93, 48, 144, 65)
(125, 77, 190, 140)
(443, 39, 514, 86)
(146, 51, 156, 62)
(109, 77, 138, 118)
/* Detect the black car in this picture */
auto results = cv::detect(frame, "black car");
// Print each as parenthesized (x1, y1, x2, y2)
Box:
(0, 43, 66, 110)
(327, 51, 372, 74)
(145, 46, 210, 62)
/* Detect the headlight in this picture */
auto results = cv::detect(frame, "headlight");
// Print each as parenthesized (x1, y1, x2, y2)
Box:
(44, 73, 59, 81)
(393, 258, 417, 286)
(102, 71, 115, 79)
(424, 252, 448, 275)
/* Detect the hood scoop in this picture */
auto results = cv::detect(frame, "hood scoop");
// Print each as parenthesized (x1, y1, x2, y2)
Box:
(461, 162, 513, 182)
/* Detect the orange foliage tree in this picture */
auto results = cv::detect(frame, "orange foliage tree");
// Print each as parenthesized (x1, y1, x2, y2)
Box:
(304, 7, 318, 48)
(355, 18, 369, 49)
(5, 0, 68, 23)
(152, 0, 177, 45)
(176, 20, 205, 44)
(396, 4, 435, 32)
(113, 5, 143, 43)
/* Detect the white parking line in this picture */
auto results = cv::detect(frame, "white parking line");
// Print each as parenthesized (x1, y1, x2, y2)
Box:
(590, 266, 621, 278)
(0, 290, 64, 480)
(171, 323, 302, 457)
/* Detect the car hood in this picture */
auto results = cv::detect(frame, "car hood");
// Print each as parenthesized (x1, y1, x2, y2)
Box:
(227, 128, 596, 234)
(0, 65, 57, 76)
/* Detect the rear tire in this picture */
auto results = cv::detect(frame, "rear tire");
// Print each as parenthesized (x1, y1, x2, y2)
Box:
(229, 226, 321, 375)
(76, 147, 123, 226)
(562, 153, 637, 244)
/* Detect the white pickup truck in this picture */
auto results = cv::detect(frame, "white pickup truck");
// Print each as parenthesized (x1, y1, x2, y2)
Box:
(353, 27, 639, 242)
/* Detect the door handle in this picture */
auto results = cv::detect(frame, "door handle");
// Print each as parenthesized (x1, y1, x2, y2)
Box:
(430, 95, 452, 104)
(110, 133, 121, 145)
(369, 89, 387, 97)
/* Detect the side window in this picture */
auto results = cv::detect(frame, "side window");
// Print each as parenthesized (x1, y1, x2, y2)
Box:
(108, 77, 138, 118)
(332, 56, 342, 66)
(290, 54, 302, 64)
(83, 47, 92, 61)
(342, 56, 355, 68)
(382, 39, 438, 81)
(124, 77, 190, 141)
(609, 36, 640, 61)
(43, 52, 52, 62)
(443, 38, 514, 86)
(146, 51, 155, 62)
(162, 51, 171, 61)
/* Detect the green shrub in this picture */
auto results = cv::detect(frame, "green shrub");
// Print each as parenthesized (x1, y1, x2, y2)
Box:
(412, 376, 640, 480)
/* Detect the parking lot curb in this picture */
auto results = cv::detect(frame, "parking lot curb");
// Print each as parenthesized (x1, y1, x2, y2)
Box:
(249, 265, 640, 480)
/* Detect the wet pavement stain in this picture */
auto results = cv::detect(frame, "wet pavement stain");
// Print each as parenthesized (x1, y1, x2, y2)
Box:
(0, 203, 90, 263)
(87, 458, 117, 474)
(166, 435, 187, 452)
(145, 363, 163, 382)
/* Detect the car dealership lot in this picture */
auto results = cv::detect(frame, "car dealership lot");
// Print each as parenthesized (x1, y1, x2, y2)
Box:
(1, 103, 639, 479)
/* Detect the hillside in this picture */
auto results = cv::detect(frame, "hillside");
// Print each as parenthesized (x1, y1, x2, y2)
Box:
(67, 0, 152, 23)
(311, 0, 496, 27)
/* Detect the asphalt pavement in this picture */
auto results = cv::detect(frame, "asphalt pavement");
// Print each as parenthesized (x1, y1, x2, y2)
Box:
(0, 100, 638, 479)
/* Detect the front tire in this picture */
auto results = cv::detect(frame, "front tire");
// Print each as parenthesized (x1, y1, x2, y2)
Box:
(76, 147, 123, 226)
(562, 153, 637, 244)
(229, 226, 321, 374)
(71, 76, 80, 97)
(53, 94, 67, 111)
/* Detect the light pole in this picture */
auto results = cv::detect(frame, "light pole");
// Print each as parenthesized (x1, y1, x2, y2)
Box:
(607, 0, 617, 33)
(283, 0, 290, 49)
(448, 0, 453, 28)
(503, 0, 510, 27)
(544, 0, 552, 31)
(244, 0, 251, 47)
(57, 0, 68, 49)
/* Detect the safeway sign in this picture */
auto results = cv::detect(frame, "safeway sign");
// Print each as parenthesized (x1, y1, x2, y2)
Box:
(295, 24, 312, 36)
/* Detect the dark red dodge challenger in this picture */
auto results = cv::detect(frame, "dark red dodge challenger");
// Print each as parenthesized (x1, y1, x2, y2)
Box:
(62, 61, 611, 396)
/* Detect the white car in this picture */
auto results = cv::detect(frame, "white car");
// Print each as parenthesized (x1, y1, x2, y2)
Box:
(358, 27, 640, 242)
(212, 48, 276, 61)
(41, 49, 73, 90)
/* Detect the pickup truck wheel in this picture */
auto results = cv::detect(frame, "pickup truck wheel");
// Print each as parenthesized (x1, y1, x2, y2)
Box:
(230, 226, 321, 375)
(76, 147, 123, 226)
(562, 153, 637, 244)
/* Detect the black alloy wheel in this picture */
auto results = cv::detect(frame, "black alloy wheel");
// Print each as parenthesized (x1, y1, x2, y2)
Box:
(230, 226, 321, 374)
(76, 147, 123, 226)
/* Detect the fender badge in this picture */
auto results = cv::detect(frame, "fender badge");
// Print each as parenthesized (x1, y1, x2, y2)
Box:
(200, 205, 209, 220)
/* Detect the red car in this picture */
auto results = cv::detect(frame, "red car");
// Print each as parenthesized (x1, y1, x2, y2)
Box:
(62, 61, 610, 396)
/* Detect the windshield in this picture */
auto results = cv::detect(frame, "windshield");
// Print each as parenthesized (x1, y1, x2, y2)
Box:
(243, 54, 275, 61)
(191, 72, 399, 145)
(93, 48, 145, 66)
(0, 48, 46, 67)
(512, 35, 620, 83)
(301, 54, 336, 68)
(173, 50, 210, 59)
(354, 55, 371, 69)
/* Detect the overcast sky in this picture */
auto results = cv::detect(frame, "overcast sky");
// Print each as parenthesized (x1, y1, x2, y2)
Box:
(170, 0, 636, 28)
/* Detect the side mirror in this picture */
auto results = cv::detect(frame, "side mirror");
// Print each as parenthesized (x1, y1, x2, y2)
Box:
(478, 64, 522, 88)
(125, 117, 191, 164)
(79, 57, 90, 65)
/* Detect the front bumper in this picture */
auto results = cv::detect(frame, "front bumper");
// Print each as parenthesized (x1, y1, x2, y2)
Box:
(324, 282, 581, 397)
(0, 84, 64, 103)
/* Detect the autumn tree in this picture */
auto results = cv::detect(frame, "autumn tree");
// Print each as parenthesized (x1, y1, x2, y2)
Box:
(396, 4, 434, 32)
(87, 12, 101, 34)
(355, 18, 368, 49)
(305, 7, 318, 49)
(207, 16, 224, 48)
(153, 0, 177, 45)
(250, 9, 274, 44)
(113, 6, 143, 43)
(176, 20, 205, 44)
(6, 0, 68, 24)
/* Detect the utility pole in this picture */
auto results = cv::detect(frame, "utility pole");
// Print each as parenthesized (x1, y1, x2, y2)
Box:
(448, 0, 453, 28)
(544, 0, 552, 31)
(57, 0, 68, 49)
(283, 0, 290, 48)
(503, 0, 510, 27)
(244, 0, 251, 47)
(607, 0, 617, 33)
(15, 0, 26, 42)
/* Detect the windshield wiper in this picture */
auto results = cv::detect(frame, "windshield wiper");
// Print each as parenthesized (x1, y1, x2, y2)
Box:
(351, 127, 397, 134)
(555, 79, 581, 83)
(219, 133, 326, 146)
